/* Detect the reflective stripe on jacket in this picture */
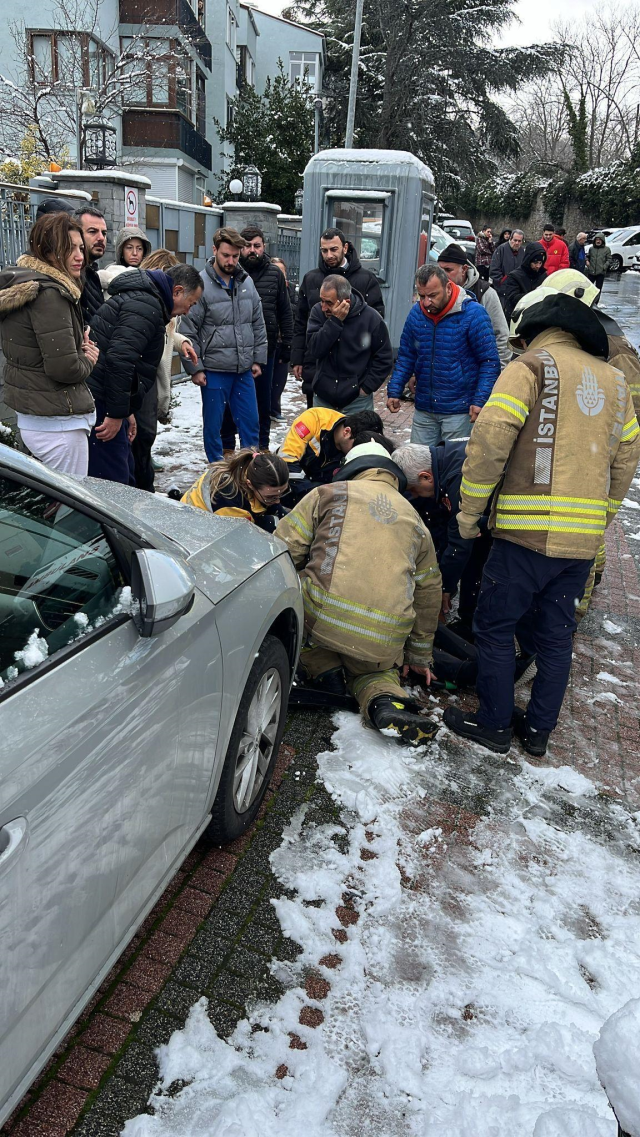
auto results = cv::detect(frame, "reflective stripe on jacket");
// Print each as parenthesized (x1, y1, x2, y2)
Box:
(275, 468, 441, 667)
(458, 327, 640, 559)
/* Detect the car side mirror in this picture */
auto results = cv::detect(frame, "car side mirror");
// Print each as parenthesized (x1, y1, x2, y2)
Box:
(131, 549, 196, 637)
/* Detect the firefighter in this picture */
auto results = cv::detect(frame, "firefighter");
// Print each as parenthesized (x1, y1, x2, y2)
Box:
(275, 441, 442, 744)
(444, 292, 640, 758)
(509, 269, 640, 620)
(279, 406, 384, 499)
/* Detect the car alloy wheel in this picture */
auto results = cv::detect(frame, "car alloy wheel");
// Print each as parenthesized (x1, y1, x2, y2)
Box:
(232, 667, 282, 813)
(610, 254, 623, 272)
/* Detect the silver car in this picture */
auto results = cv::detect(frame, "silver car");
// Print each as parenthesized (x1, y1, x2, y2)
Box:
(0, 448, 303, 1126)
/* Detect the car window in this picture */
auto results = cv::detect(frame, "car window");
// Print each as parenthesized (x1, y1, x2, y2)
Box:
(0, 478, 128, 685)
(623, 233, 640, 246)
(330, 200, 384, 275)
(445, 224, 473, 239)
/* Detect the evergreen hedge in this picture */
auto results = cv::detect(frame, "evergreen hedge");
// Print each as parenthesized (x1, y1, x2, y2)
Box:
(460, 148, 640, 227)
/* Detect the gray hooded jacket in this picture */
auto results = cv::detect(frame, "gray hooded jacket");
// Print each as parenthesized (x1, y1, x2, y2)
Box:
(180, 259, 268, 375)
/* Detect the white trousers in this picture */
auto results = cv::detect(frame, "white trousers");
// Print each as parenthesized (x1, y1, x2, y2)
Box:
(20, 428, 89, 476)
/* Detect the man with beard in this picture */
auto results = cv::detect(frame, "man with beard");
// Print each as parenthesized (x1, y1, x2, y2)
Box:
(179, 227, 267, 462)
(292, 227, 385, 408)
(220, 227, 293, 453)
(74, 205, 108, 322)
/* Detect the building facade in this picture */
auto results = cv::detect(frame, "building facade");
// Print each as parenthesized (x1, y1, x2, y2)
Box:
(0, 0, 323, 205)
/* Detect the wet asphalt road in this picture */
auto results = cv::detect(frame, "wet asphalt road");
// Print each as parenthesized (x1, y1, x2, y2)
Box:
(601, 269, 640, 347)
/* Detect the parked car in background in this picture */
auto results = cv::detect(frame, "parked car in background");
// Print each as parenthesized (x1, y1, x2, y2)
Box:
(441, 218, 476, 262)
(0, 448, 302, 1127)
(428, 222, 466, 264)
(586, 226, 640, 272)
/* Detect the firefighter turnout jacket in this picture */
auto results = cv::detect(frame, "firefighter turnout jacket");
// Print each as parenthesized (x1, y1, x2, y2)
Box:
(458, 327, 640, 559)
(275, 468, 441, 669)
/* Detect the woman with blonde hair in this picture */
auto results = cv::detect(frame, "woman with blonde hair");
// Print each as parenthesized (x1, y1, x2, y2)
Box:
(0, 212, 99, 473)
(181, 449, 290, 531)
(127, 247, 191, 490)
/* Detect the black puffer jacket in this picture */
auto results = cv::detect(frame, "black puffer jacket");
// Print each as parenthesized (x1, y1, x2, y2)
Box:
(502, 242, 547, 322)
(292, 244, 385, 390)
(239, 253, 293, 355)
(306, 289, 393, 409)
(88, 269, 171, 418)
(81, 264, 106, 323)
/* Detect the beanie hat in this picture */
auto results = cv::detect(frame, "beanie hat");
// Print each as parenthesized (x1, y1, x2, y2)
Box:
(437, 242, 468, 266)
(35, 197, 75, 219)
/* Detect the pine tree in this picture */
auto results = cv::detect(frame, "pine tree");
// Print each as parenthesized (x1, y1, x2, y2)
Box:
(215, 64, 314, 212)
(284, 0, 551, 201)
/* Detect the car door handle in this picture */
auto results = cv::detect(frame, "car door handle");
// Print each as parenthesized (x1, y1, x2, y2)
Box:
(0, 817, 28, 872)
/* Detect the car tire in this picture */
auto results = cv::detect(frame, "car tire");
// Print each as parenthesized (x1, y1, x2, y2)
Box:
(206, 635, 290, 844)
(610, 254, 623, 272)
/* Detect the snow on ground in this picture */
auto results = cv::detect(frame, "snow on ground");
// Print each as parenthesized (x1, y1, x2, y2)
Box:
(152, 380, 306, 496)
(122, 711, 640, 1137)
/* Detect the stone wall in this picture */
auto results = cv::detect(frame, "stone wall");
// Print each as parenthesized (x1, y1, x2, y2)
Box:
(466, 191, 600, 241)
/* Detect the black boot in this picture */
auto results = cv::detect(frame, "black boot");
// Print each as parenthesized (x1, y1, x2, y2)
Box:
(443, 706, 512, 754)
(369, 696, 439, 745)
(298, 666, 347, 696)
(511, 707, 550, 759)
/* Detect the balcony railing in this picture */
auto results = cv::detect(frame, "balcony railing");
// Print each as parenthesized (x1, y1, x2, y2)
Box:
(123, 109, 212, 170)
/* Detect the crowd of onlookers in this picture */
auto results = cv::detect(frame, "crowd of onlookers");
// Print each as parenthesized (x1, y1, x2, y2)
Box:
(1, 199, 639, 758)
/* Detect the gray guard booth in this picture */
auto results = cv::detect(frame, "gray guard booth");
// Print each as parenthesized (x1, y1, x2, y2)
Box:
(300, 149, 436, 354)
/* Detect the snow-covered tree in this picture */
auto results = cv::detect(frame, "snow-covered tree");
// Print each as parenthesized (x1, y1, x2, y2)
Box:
(284, 0, 551, 200)
(215, 63, 314, 212)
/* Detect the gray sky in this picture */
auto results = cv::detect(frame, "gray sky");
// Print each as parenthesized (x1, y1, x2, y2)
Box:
(250, 0, 600, 47)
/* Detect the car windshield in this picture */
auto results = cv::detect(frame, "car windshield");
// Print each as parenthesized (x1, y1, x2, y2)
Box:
(448, 228, 473, 241)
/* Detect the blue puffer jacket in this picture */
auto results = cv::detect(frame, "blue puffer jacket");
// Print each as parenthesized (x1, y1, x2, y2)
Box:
(388, 289, 500, 413)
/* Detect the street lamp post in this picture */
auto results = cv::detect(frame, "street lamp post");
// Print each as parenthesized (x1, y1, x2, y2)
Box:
(242, 165, 262, 201)
(313, 96, 323, 153)
(345, 0, 364, 148)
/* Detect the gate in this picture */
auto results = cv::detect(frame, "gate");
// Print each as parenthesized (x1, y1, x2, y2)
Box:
(0, 184, 31, 271)
(274, 232, 301, 285)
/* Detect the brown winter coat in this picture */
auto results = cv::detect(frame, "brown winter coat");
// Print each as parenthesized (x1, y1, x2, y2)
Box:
(0, 255, 94, 417)
(275, 467, 442, 668)
(458, 327, 640, 559)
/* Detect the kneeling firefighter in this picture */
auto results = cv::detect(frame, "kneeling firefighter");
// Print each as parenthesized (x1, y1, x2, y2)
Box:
(279, 407, 384, 500)
(275, 441, 442, 744)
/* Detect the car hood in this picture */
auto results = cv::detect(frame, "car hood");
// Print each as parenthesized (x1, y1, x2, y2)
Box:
(0, 449, 286, 603)
(83, 479, 286, 601)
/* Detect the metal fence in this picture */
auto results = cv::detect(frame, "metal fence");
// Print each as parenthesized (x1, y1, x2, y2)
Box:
(274, 232, 302, 285)
(0, 183, 31, 271)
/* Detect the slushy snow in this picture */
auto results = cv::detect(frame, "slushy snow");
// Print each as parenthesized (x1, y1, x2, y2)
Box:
(122, 711, 640, 1137)
(594, 998, 640, 1135)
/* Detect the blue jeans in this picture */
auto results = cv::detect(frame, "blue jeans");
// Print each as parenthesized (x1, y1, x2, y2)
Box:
(473, 540, 592, 732)
(411, 409, 471, 445)
(221, 355, 275, 451)
(313, 391, 374, 414)
(201, 370, 259, 463)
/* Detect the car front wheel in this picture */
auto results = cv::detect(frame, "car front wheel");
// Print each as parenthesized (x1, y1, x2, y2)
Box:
(610, 254, 623, 272)
(206, 635, 290, 843)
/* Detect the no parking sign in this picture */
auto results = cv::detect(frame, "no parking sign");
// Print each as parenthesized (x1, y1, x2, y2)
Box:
(125, 186, 139, 227)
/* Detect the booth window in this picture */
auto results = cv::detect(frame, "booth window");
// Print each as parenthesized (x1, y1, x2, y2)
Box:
(330, 199, 385, 276)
